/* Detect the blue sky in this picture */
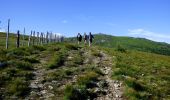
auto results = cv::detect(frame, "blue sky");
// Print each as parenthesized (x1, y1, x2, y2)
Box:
(0, 0, 170, 43)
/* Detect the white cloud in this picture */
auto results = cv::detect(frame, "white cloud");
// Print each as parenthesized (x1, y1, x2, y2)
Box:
(61, 20, 68, 24)
(128, 29, 170, 43)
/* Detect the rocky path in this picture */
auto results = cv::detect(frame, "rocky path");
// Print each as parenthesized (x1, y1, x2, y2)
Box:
(84, 48, 124, 100)
(25, 54, 55, 100)
(25, 47, 124, 100)
(96, 52, 123, 100)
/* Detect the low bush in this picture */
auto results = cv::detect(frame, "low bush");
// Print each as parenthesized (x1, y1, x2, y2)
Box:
(48, 46, 61, 52)
(48, 53, 65, 69)
(116, 44, 127, 53)
(47, 49, 68, 69)
(65, 44, 79, 50)
(64, 85, 88, 100)
(32, 45, 46, 51)
(92, 51, 103, 57)
(23, 57, 39, 63)
(8, 48, 30, 57)
(7, 78, 30, 96)
(77, 71, 98, 86)
(15, 61, 33, 70)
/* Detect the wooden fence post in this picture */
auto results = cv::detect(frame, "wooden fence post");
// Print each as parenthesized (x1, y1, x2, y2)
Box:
(55, 34, 57, 42)
(49, 32, 51, 43)
(28, 31, 32, 47)
(57, 35, 59, 42)
(51, 32, 53, 42)
(16, 30, 20, 48)
(38, 32, 41, 45)
(33, 31, 35, 45)
(37, 32, 39, 45)
(40, 32, 43, 45)
(22, 28, 25, 46)
(51, 32, 53, 43)
(46, 32, 49, 44)
(6, 19, 10, 49)
(42, 33, 44, 44)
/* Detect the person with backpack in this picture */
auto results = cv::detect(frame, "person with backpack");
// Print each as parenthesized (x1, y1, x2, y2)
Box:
(77, 33, 82, 44)
(89, 32, 94, 46)
(83, 32, 88, 45)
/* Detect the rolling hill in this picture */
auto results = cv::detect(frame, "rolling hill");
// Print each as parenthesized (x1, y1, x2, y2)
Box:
(0, 32, 170, 99)
(66, 34, 170, 56)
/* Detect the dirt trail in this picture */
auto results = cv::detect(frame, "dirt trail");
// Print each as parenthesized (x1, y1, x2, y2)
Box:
(84, 48, 124, 100)
(25, 54, 55, 99)
(25, 47, 124, 100)
(96, 51, 123, 100)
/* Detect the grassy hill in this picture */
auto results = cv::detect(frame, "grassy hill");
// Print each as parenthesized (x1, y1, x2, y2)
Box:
(0, 42, 169, 99)
(66, 34, 170, 56)
(0, 32, 170, 99)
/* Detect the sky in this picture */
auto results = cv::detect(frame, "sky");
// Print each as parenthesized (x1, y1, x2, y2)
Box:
(0, 0, 170, 43)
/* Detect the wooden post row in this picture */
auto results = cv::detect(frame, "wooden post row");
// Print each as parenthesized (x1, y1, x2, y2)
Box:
(6, 19, 10, 49)
(28, 31, 32, 47)
(16, 30, 20, 48)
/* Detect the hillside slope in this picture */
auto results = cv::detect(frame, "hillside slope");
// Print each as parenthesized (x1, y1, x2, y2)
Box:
(0, 43, 124, 99)
(66, 34, 170, 56)
(0, 43, 170, 99)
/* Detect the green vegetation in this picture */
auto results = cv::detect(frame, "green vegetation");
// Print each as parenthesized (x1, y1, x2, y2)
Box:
(47, 51, 66, 69)
(66, 34, 170, 56)
(0, 46, 36, 98)
(0, 32, 169, 99)
(65, 43, 79, 50)
(7, 77, 30, 96)
(64, 85, 88, 100)
(64, 71, 99, 100)
(102, 47, 170, 99)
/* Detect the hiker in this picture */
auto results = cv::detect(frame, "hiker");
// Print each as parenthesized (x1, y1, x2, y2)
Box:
(84, 32, 88, 45)
(89, 32, 94, 46)
(77, 33, 82, 44)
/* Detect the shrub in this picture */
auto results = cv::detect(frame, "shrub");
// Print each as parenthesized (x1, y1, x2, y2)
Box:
(48, 47, 61, 52)
(65, 44, 79, 50)
(48, 53, 65, 69)
(23, 57, 39, 63)
(47, 49, 67, 69)
(25, 45, 45, 54)
(116, 44, 127, 53)
(125, 78, 146, 91)
(64, 85, 88, 100)
(45, 69, 73, 81)
(15, 61, 33, 70)
(92, 51, 103, 57)
(77, 71, 98, 86)
(0, 72, 11, 86)
(32, 45, 46, 51)
(0, 49, 8, 62)
(65, 69, 73, 76)
(85, 66, 104, 76)
(17, 71, 34, 80)
(7, 78, 30, 96)
(73, 55, 84, 65)
(8, 48, 30, 57)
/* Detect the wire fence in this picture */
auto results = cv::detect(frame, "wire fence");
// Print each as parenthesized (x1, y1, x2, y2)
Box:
(0, 19, 64, 49)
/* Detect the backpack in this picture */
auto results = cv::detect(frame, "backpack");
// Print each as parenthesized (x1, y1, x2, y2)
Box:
(77, 34, 82, 41)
